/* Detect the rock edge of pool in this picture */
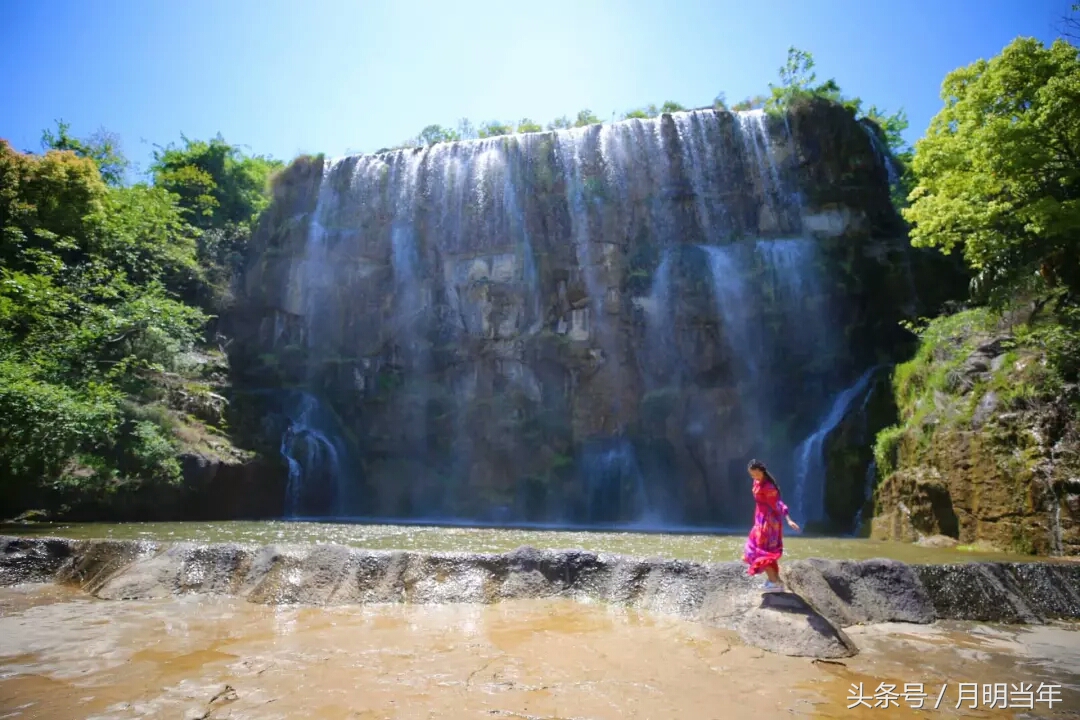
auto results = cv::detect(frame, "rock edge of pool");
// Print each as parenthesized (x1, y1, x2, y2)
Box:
(3, 535, 1080, 660)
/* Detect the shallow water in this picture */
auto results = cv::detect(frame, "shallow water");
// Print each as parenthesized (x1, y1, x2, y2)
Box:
(0, 585, 1078, 719)
(0, 520, 1053, 564)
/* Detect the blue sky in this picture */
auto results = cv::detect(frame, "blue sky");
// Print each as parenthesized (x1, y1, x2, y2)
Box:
(0, 0, 1072, 179)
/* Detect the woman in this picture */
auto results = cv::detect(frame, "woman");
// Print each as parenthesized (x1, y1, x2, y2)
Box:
(743, 459, 801, 592)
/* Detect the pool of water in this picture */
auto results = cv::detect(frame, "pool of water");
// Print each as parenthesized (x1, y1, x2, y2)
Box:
(1, 585, 1077, 719)
(0, 520, 1054, 564)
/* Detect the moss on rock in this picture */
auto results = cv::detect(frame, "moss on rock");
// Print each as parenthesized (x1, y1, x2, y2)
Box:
(869, 308, 1080, 555)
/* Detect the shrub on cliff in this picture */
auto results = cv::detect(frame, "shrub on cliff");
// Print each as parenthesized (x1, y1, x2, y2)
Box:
(0, 140, 208, 512)
(871, 305, 1079, 553)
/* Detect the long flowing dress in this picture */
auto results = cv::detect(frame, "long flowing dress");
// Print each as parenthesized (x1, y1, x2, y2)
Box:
(743, 478, 789, 576)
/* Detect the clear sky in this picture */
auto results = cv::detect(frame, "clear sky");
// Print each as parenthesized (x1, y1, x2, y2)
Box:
(0, 0, 1072, 180)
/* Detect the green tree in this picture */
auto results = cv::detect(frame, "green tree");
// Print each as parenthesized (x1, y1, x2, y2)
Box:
(766, 47, 855, 113)
(903, 38, 1080, 304)
(547, 115, 573, 130)
(0, 140, 207, 500)
(456, 118, 478, 140)
(573, 109, 601, 127)
(149, 135, 282, 311)
(150, 135, 281, 230)
(731, 95, 769, 111)
(864, 105, 911, 160)
(41, 120, 130, 186)
(516, 118, 543, 133)
(660, 101, 686, 113)
(478, 121, 513, 138)
(418, 124, 460, 146)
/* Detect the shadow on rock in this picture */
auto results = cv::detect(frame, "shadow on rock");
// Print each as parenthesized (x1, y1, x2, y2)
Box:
(735, 588, 858, 659)
(760, 590, 815, 612)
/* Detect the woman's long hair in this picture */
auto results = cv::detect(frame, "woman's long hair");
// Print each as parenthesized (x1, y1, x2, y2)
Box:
(748, 459, 782, 498)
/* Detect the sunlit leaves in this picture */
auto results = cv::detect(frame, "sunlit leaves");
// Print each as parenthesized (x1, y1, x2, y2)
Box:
(41, 120, 130, 186)
(903, 38, 1080, 303)
(0, 138, 209, 494)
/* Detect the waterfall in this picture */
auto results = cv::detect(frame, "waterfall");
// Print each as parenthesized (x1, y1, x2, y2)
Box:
(755, 238, 836, 368)
(736, 109, 801, 234)
(504, 136, 543, 332)
(792, 366, 881, 524)
(700, 238, 835, 434)
(264, 105, 893, 526)
(642, 249, 676, 388)
(701, 244, 762, 388)
(301, 157, 345, 352)
(579, 437, 648, 525)
(279, 392, 349, 517)
(390, 152, 426, 358)
(672, 111, 727, 242)
(557, 129, 607, 337)
(859, 121, 900, 189)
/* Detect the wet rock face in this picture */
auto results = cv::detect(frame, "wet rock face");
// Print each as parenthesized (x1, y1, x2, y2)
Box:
(227, 100, 962, 526)
(783, 558, 936, 627)
(5, 537, 1080, 659)
(913, 563, 1080, 623)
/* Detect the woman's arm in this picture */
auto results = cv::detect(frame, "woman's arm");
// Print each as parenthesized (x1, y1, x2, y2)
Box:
(776, 497, 801, 532)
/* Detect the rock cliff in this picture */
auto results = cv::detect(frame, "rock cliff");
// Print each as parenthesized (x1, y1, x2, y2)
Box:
(226, 98, 963, 527)
(870, 308, 1080, 554)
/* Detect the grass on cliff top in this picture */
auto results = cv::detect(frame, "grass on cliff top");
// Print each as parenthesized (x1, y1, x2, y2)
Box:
(874, 304, 1079, 476)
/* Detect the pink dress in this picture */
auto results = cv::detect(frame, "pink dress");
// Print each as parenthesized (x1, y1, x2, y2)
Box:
(743, 478, 789, 576)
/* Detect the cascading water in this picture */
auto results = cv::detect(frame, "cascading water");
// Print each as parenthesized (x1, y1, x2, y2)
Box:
(698, 236, 840, 495)
(754, 238, 838, 376)
(859, 121, 901, 189)
(557, 130, 606, 333)
(280, 391, 350, 517)
(791, 366, 882, 525)
(390, 152, 427, 364)
(301, 158, 345, 352)
(641, 249, 676, 387)
(278, 158, 360, 517)
(736, 109, 802, 234)
(701, 245, 762, 387)
(579, 436, 649, 525)
(260, 103, 906, 527)
(672, 111, 728, 241)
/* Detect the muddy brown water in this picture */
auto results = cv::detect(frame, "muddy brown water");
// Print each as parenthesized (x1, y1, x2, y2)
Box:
(0, 521, 1060, 564)
(1, 584, 1078, 719)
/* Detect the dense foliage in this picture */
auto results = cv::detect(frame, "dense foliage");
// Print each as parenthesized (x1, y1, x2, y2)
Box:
(150, 136, 283, 314)
(894, 34, 1080, 403)
(0, 127, 278, 514)
(904, 38, 1080, 306)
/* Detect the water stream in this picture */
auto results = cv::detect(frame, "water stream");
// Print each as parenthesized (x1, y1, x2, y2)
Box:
(792, 366, 882, 524)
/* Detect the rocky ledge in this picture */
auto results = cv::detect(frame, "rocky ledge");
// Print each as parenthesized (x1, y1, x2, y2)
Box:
(3, 536, 1079, 660)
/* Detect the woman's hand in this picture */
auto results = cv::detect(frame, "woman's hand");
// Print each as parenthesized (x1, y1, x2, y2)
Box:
(787, 518, 801, 533)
